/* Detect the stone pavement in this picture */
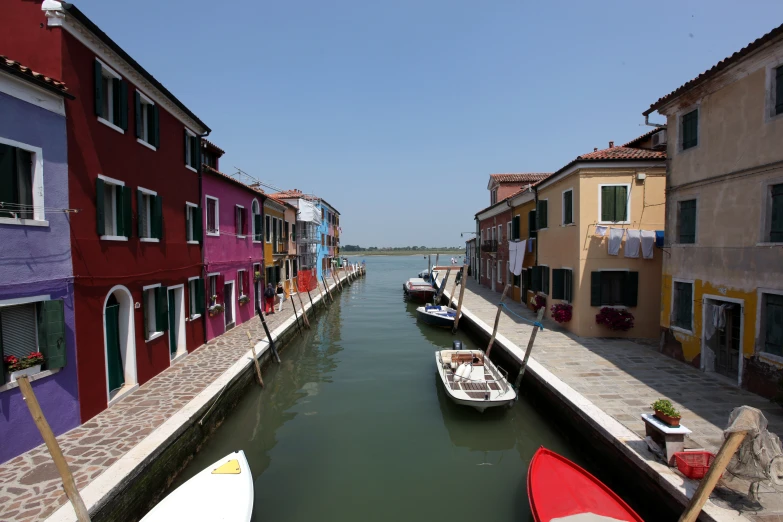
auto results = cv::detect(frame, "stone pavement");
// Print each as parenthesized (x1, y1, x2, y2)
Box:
(443, 275, 783, 519)
(0, 272, 349, 522)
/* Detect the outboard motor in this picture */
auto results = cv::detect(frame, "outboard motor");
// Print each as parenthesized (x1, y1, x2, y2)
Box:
(452, 340, 463, 350)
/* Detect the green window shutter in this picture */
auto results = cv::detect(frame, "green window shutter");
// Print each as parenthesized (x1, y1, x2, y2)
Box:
(38, 300, 66, 370)
(770, 184, 783, 242)
(122, 186, 132, 238)
(191, 136, 200, 170)
(195, 206, 203, 244)
(528, 210, 537, 238)
(615, 186, 628, 222)
(764, 294, 783, 356)
(552, 269, 564, 300)
(564, 269, 573, 302)
(679, 199, 697, 243)
(601, 186, 614, 222)
(776, 66, 783, 115)
(542, 266, 550, 295)
(184, 129, 189, 165)
(134, 92, 142, 139)
(537, 200, 548, 230)
(111, 78, 121, 125)
(197, 278, 206, 316)
(591, 271, 601, 306)
(624, 271, 639, 307)
(152, 105, 160, 148)
(512, 215, 520, 240)
(564, 191, 573, 224)
(119, 80, 128, 131)
(531, 266, 540, 292)
(156, 287, 169, 333)
(137, 189, 145, 237)
(96, 178, 105, 236)
(153, 195, 163, 239)
(94, 60, 103, 116)
(682, 109, 698, 149)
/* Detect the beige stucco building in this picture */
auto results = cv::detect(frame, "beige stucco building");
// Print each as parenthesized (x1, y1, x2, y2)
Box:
(646, 24, 783, 396)
(532, 134, 666, 339)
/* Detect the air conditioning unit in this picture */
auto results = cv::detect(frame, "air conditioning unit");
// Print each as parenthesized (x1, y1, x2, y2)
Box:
(651, 129, 667, 150)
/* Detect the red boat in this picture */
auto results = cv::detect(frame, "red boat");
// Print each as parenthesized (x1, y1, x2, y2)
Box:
(527, 447, 644, 522)
(403, 278, 435, 303)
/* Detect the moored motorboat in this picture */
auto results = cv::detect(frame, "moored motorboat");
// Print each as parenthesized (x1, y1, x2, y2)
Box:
(527, 447, 643, 522)
(435, 341, 516, 412)
(141, 450, 253, 522)
(403, 277, 436, 302)
(416, 304, 457, 328)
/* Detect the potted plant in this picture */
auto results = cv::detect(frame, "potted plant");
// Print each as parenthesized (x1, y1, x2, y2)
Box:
(550, 303, 572, 323)
(239, 295, 250, 305)
(651, 399, 681, 427)
(595, 307, 634, 331)
(530, 294, 547, 313)
(254, 271, 262, 282)
(4, 352, 45, 383)
(208, 301, 224, 316)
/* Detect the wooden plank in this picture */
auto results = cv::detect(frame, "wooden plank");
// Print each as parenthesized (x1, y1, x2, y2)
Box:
(246, 331, 264, 387)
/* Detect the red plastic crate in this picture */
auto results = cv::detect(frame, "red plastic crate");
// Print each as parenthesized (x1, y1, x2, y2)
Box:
(674, 451, 715, 479)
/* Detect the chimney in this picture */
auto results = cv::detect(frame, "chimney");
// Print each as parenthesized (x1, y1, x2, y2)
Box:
(594, 147, 598, 152)
(609, 141, 614, 148)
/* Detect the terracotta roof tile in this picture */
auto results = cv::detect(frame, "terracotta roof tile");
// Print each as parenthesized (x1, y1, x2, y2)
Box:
(489, 173, 552, 183)
(621, 126, 666, 148)
(201, 139, 225, 155)
(645, 22, 783, 115)
(576, 146, 666, 161)
(0, 55, 71, 97)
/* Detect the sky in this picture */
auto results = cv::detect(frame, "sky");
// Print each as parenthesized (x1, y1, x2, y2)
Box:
(73, 0, 783, 247)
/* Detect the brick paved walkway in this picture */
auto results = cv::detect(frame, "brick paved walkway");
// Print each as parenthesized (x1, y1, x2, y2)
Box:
(443, 276, 783, 518)
(0, 273, 348, 522)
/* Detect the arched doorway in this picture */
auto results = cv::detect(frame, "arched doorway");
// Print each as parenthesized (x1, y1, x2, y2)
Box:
(103, 286, 138, 403)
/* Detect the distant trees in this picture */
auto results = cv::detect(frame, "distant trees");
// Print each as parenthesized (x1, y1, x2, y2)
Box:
(336, 245, 462, 252)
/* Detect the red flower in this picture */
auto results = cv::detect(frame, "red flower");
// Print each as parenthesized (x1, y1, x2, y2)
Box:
(4, 355, 19, 365)
(595, 307, 635, 331)
(550, 303, 572, 323)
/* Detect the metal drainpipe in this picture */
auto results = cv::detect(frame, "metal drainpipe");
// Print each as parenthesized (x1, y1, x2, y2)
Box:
(533, 186, 539, 266)
(197, 131, 210, 345)
(644, 113, 665, 128)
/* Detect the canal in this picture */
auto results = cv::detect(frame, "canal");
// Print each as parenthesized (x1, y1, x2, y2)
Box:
(167, 255, 656, 521)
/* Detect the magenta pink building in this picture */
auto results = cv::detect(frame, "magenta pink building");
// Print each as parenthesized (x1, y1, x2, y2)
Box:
(201, 141, 265, 340)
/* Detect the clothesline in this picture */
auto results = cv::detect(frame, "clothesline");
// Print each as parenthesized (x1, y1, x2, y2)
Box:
(499, 303, 544, 331)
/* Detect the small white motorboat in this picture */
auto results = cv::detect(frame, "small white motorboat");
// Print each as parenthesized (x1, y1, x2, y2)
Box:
(416, 304, 457, 328)
(141, 450, 253, 522)
(435, 341, 516, 413)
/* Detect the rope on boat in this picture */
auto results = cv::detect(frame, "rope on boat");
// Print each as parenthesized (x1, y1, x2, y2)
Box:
(498, 303, 544, 331)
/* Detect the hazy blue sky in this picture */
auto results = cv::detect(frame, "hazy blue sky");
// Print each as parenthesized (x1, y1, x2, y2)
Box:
(74, 0, 783, 247)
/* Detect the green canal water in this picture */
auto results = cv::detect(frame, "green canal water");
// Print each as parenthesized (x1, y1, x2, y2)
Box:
(168, 256, 656, 521)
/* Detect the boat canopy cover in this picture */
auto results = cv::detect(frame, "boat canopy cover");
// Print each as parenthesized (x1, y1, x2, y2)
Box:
(298, 199, 322, 224)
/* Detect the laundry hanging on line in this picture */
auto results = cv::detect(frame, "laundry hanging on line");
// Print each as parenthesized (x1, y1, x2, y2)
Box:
(640, 230, 655, 259)
(594, 225, 609, 237)
(624, 229, 641, 258)
(607, 228, 624, 255)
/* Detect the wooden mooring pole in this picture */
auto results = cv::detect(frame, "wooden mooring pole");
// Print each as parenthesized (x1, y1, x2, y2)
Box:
(451, 266, 468, 334)
(294, 278, 311, 329)
(322, 274, 333, 303)
(246, 331, 264, 387)
(17, 376, 91, 522)
(447, 267, 460, 308)
(289, 289, 303, 336)
(318, 276, 329, 306)
(485, 284, 511, 357)
(433, 267, 451, 304)
(514, 307, 545, 389)
(256, 305, 281, 363)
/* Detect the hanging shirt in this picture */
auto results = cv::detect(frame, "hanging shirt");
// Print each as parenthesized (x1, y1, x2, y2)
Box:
(608, 228, 624, 256)
(595, 225, 609, 237)
(624, 229, 641, 258)
(641, 230, 656, 259)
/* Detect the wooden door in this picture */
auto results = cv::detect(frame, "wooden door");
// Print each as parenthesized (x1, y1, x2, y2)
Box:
(716, 305, 740, 379)
(105, 298, 124, 393)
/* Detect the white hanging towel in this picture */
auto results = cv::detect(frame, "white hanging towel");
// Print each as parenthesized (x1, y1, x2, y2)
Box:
(514, 240, 526, 275)
(624, 229, 641, 258)
(704, 304, 717, 340)
(640, 230, 656, 259)
(508, 241, 519, 276)
(608, 228, 624, 255)
(594, 225, 609, 237)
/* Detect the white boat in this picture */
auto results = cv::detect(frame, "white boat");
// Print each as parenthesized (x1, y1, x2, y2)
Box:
(435, 342, 516, 413)
(416, 305, 457, 328)
(141, 450, 253, 522)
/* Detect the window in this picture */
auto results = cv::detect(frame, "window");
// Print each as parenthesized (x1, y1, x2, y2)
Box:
(678, 199, 697, 244)
(142, 285, 168, 341)
(134, 91, 159, 149)
(293, 259, 298, 277)
(768, 183, 783, 242)
(292, 223, 296, 242)
(491, 227, 495, 241)
(137, 188, 162, 240)
(776, 66, 783, 116)
(762, 293, 783, 356)
(528, 210, 537, 239)
(186, 203, 202, 244)
(671, 281, 693, 331)
(498, 224, 503, 242)
(486, 259, 491, 278)
(552, 269, 573, 301)
(681, 109, 698, 150)
(530, 266, 550, 295)
(237, 270, 246, 297)
(206, 196, 219, 235)
(563, 189, 573, 225)
(0, 300, 66, 383)
(497, 260, 502, 283)
(266, 215, 272, 243)
(600, 185, 629, 223)
(0, 142, 39, 221)
(537, 200, 548, 230)
(252, 200, 262, 242)
(512, 215, 520, 240)
(184, 129, 200, 170)
(590, 271, 638, 307)
(235, 205, 247, 237)
(202, 150, 216, 169)
(491, 188, 497, 205)
(188, 278, 204, 318)
(208, 275, 219, 304)
(96, 176, 132, 239)
(94, 59, 127, 131)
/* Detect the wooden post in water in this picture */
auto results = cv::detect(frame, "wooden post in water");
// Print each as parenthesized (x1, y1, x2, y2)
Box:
(679, 427, 750, 522)
(332, 269, 341, 291)
(16, 376, 91, 522)
(256, 305, 281, 363)
(447, 267, 460, 308)
(307, 287, 316, 315)
(317, 277, 329, 306)
(294, 278, 311, 329)
(485, 284, 511, 357)
(514, 307, 545, 389)
(451, 266, 468, 334)
(322, 274, 333, 303)
(289, 288, 303, 336)
(433, 267, 451, 304)
(246, 331, 265, 387)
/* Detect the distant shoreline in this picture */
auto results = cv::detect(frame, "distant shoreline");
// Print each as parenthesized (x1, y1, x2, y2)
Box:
(343, 250, 464, 257)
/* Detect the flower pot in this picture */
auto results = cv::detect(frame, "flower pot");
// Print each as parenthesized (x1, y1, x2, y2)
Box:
(654, 410, 681, 427)
(8, 365, 41, 383)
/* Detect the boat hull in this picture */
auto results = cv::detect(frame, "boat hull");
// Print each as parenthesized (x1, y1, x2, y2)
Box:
(403, 282, 435, 303)
(527, 447, 643, 522)
(416, 306, 456, 328)
(435, 350, 516, 413)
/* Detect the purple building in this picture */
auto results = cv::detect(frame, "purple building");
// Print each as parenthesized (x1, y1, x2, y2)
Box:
(0, 56, 77, 463)
(201, 141, 265, 341)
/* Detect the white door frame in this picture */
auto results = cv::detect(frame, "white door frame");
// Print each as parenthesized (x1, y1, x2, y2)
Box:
(701, 294, 745, 386)
(167, 284, 187, 362)
(224, 280, 236, 327)
(102, 285, 138, 405)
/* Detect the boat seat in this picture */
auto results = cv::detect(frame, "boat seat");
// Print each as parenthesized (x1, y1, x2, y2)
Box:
(451, 353, 484, 366)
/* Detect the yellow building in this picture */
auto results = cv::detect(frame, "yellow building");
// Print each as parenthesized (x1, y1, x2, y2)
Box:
(533, 134, 666, 339)
(263, 198, 295, 294)
(645, 25, 783, 395)
(508, 188, 537, 303)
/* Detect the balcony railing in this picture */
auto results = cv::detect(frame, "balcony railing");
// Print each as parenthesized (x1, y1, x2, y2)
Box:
(481, 240, 498, 252)
(273, 239, 290, 255)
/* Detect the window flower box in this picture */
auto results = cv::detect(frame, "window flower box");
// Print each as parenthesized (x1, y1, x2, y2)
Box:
(8, 365, 42, 383)
(208, 303, 224, 317)
(239, 295, 250, 305)
(595, 307, 634, 331)
(530, 294, 547, 313)
(4, 352, 45, 382)
(550, 303, 572, 323)
(254, 272, 262, 282)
